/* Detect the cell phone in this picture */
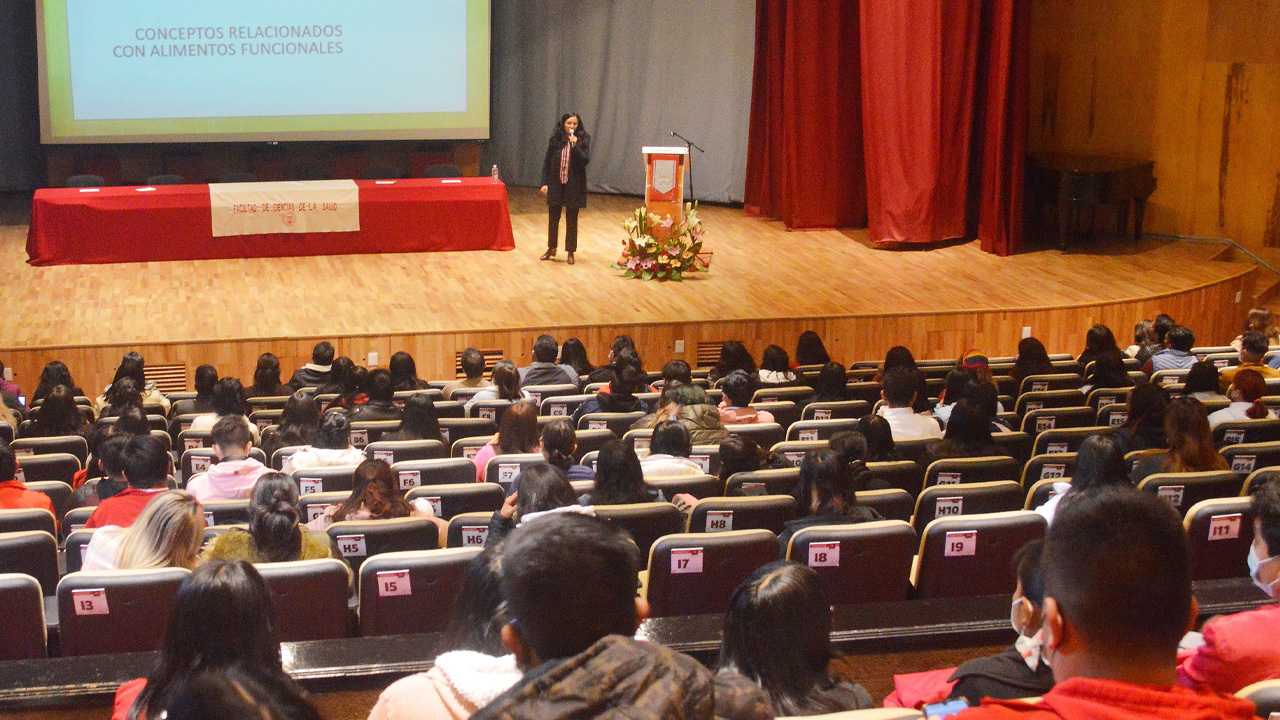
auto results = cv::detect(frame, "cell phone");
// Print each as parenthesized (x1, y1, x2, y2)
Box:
(17, 396, 25, 407)
(922, 698, 970, 720)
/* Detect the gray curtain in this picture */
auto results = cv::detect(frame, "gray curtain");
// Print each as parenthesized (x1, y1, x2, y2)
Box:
(0, 0, 42, 191)
(488, 0, 755, 204)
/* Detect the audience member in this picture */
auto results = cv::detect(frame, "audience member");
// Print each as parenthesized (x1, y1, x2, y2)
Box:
(758, 344, 797, 385)
(1131, 396, 1227, 484)
(30, 360, 85, 407)
(719, 369, 774, 425)
(0, 441, 57, 521)
(572, 363, 648, 421)
(95, 352, 170, 416)
(171, 365, 218, 416)
(305, 460, 442, 542)
(281, 409, 366, 475)
(1232, 307, 1280, 351)
(857, 414, 898, 461)
(82, 490, 205, 571)
(639, 420, 703, 477)
(540, 419, 594, 484)
(947, 541, 1055, 705)
(923, 399, 1008, 464)
(379, 394, 443, 443)
(660, 359, 693, 388)
(585, 335, 639, 385)
(1127, 319, 1160, 364)
(951, 488, 1255, 720)
(1153, 313, 1177, 345)
(388, 351, 430, 391)
(719, 435, 765, 485)
(1034, 434, 1132, 524)
(717, 561, 873, 717)
(472, 513, 757, 719)
(314, 356, 354, 398)
(113, 405, 152, 438)
(1220, 331, 1280, 390)
(443, 348, 490, 400)
(1076, 324, 1123, 368)
(348, 369, 401, 423)
(966, 381, 1013, 432)
(778, 449, 880, 552)
(519, 335, 580, 388)
(1143, 325, 1197, 375)
(876, 367, 942, 440)
(635, 384, 729, 445)
(802, 362, 852, 409)
(188, 377, 260, 442)
(114, 560, 305, 720)
(1009, 338, 1054, 385)
(709, 340, 757, 384)
(28, 384, 91, 440)
(794, 330, 832, 367)
(259, 392, 321, 463)
(67, 433, 131, 511)
(323, 361, 367, 409)
(585, 440, 657, 505)
(1112, 382, 1169, 454)
(204, 473, 333, 563)
(1176, 478, 1280, 693)
(368, 548, 521, 720)
(466, 360, 532, 413)
(159, 667, 321, 720)
(485, 463, 584, 547)
(1209, 367, 1276, 427)
(1080, 354, 1134, 395)
(934, 368, 977, 426)
(558, 338, 594, 377)
(85, 434, 171, 528)
(1183, 362, 1230, 403)
(98, 377, 144, 419)
(471, 401, 540, 482)
(287, 341, 335, 390)
(876, 345, 932, 413)
(187, 417, 274, 502)
(245, 353, 290, 398)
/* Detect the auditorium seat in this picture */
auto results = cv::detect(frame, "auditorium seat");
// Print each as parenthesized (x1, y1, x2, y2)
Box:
(1137, 471, 1245, 517)
(540, 394, 593, 418)
(593, 502, 685, 555)
(483, 452, 545, 491)
(177, 429, 215, 453)
(865, 460, 925, 497)
(0, 508, 57, 537)
(688, 445, 722, 476)
(65, 174, 105, 188)
(911, 481, 1024, 537)
(298, 492, 348, 526)
(768, 441, 827, 468)
(364, 439, 447, 465)
(854, 489, 915, 522)
(1243, 467, 1280, 495)
(923, 456, 1021, 489)
(406, 483, 505, 519)
(452, 436, 491, 461)
(422, 164, 464, 178)
(646, 530, 778, 617)
(24, 481, 72, 522)
(724, 467, 800, 497)
(747, 401, 799, 432)
(1237, 679, 1280, 718)
(349, 421, 400, 448)
(391, 457, 480, 489)
(392, 389, 445, 404)
(1212, 419, 1280, 450)
(571, 429, 616, 462)
(621, 429, 654, 456)
(446, 512, 494, 548)
(750, 386, 813, 404)
(468, 400, 512, 424)
(725, 422, 785, 449)
(292, 465, 360, 496)
(786, 418, 860, 443)
(801, 400, 870, 422)
(913, 511, 1047, 599)
(202, 499, 251, 526)
(1150, 368, 1191, 387)
(1184, 497, 1255, 581)
(1095, 403, 1129, 429)
(645, 474, 723, 500)
(326, 517, 440, 573)
(1086, 386, 1133, 410)
(1020, 453, 1076, 490)
(1218, 441, 1280, 476)
(0, 573, 47, 660)
(0, 530, 58, 596)
(359, 547, 481, 637)
(687, 495, 797, 535)
(446, 386, 485, 404)
(181, 448, 267, 483)
(62, 507, 94, 535)
(991, 431, 1035, 467)
(146, 174, 186, 186)
(256, 559, 352, 641)
(249, 410, 283, 432)
(439, 418, 498, 446)
(433, 400, 466, 419)
(1020, 406, 1097, 435)
(11, 436, 89, 466)
(521, 384, 580, 406)
(1023, 479, 1066, 511)
(1015, 390, 1086, 419)
(64, 528, 95, 574)
(784, 521, 917, 605)
(578, 412, 647, 436)
(1032, 426, 1112, 456)
(57, 568, 189, 656)
(1016, 373, 1083, 396)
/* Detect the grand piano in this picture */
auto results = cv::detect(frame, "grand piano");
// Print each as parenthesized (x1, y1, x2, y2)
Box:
(1027, 155, 1157, 250)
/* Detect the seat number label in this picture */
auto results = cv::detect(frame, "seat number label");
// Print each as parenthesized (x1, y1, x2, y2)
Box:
(337, 534, 367, 557)
(350, 430, 369, 447)
(549, 403, 567, 416)
(1223, 430, 1246, 445)
(937, 472, 961, 485)
(798, 429, 819, 442)
(377, 570, 412, 597)
(1231, 455, 1257, 474)
(1040, 464, 1066, 480)
(398, 470, 421, 490)
(1035, 416, 1056, 432)
(935, 497, 964, 517)
(1046, 442, 1068, 454)
(1109, 412, 1128, 428)
(299, 479, 321, 495)
(373, 450, 395, 463)
(589, 420, 607, 430)
(705, 510, 734, 532)
(690, 455, 711, 473)
(498, 464, 520, 484)
(808, 541, 841, 568)
(784, 452, 805, 467)
(71, 588, 109, 616)
(191, 456, 210, 474)
(671, 547, 703, 574)
(1157, 485, 1185, 508)
(944, 530, 977, 557)
(813, 409, 832, 420)
(461, 526, 488, 546)
(1208, 513, 1242, 541)
(477, 407, 496, 420)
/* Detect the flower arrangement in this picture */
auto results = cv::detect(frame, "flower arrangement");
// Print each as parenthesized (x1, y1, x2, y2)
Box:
(613, 202, 709, 281)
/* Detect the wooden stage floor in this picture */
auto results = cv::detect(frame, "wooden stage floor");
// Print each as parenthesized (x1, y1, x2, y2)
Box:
(0, 187, 1256, 389)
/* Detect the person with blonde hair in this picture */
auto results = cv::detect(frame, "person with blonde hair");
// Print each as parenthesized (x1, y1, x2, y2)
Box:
(82, 491, 206, 571)
(1232, 308, 1280, 352)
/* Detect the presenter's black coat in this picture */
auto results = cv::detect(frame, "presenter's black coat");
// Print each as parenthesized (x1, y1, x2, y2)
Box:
(540, 134, 591, 209)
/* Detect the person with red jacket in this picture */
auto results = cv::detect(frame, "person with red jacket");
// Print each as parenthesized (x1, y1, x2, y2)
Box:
(1176, 478, 1280, 693)
(85, 434, 171, 529)
(953, 488, 1256, 720)
(0, 442, 57, 530)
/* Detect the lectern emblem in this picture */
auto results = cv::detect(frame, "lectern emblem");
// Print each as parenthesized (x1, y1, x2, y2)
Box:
(652, 159, 677, 194)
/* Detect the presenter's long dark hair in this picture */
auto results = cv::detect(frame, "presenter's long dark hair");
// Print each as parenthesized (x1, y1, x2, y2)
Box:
(549, 113, 589, 148)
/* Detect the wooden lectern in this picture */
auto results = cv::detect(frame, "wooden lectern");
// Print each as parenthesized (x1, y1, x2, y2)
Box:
(643, 146, 689, 241)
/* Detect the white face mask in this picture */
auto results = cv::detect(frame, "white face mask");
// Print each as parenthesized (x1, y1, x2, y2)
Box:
(1015, 628, 1051, 671)
(1247, 544, 1279, 599)
(1010, 597, 1028, 636)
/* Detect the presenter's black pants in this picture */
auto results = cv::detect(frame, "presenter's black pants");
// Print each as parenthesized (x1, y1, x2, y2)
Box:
(548, 204, 579, 253)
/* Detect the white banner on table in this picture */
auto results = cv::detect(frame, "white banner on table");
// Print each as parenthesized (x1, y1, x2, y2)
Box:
(209, 180, 360, 237)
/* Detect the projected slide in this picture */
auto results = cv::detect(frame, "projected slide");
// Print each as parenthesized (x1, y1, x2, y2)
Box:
(38, 0, 490, 143)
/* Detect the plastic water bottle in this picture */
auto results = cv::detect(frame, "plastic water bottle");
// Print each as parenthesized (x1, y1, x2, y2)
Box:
(490, 164, 500, 183)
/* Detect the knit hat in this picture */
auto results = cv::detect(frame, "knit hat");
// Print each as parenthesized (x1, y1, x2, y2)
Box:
(961, 350, 989, 369)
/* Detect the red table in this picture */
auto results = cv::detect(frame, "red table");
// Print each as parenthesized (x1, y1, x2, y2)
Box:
(26, 178, 516, 266)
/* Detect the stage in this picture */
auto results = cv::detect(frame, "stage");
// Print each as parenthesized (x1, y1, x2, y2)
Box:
(0, 187, 1257, 394)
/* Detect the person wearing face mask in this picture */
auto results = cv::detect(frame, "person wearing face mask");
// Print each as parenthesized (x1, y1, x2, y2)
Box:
(1176, 479, 1280, 693)
(947, 541, 1056, 705)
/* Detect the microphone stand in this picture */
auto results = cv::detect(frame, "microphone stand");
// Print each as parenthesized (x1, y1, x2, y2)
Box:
(671, 131, 704, 207)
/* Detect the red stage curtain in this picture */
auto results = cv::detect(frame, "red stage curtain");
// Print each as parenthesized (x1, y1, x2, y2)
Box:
(977, 0, 1031, 256)
(743, 0, 865, 230)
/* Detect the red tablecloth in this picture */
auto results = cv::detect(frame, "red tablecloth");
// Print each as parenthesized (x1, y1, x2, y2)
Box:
(26, 178, 516, 266)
